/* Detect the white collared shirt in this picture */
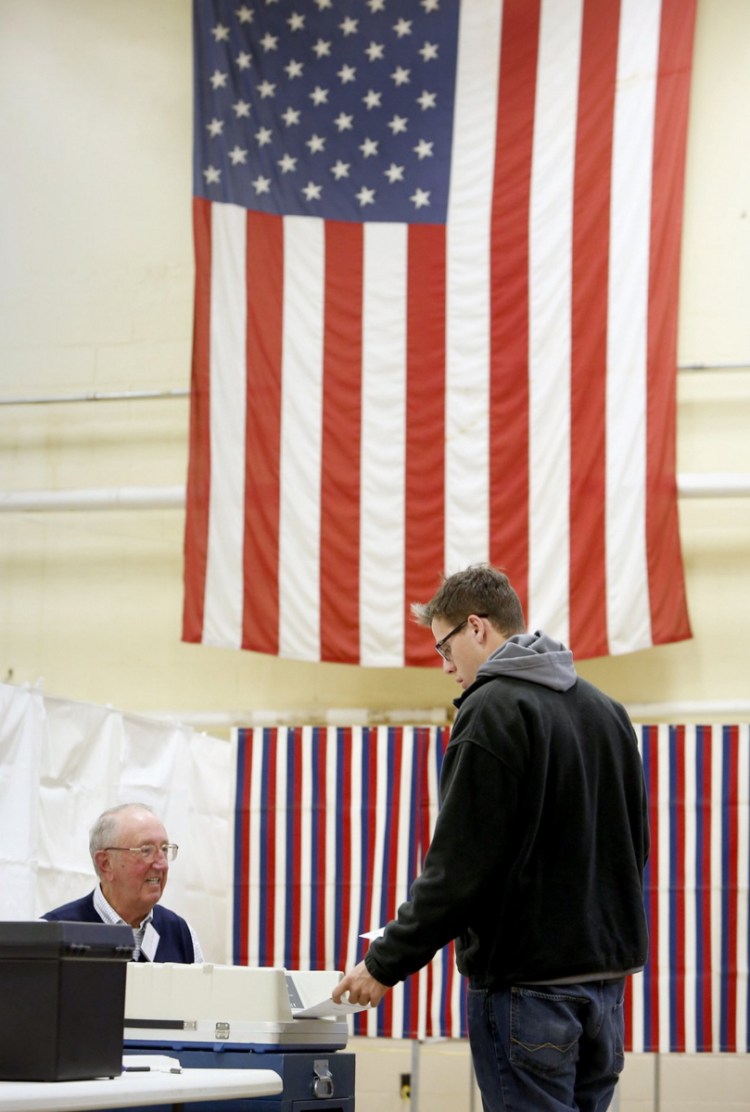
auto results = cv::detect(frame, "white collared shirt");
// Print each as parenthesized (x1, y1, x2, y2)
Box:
(93, 885, 203, 962)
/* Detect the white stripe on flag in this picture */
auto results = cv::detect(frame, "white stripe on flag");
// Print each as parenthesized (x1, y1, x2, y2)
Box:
(710, 726, 723, 1050)
(364, 728, 391, 1036)
(391, 733, 416, 1040)
(416, 967, 427, 1041)
(430, 942, 445, 1039)
(371, 728, 390, 933)
(203, 202, 247, 648)
(325, 730, 339, 970)
(630, 970, 645, 1053)
(359, 225, 407, 666)
(605, 0, 660, 653)
(299, 727, 314, 968)
(527, 0, 582, 641)
(247, 736, 262, 966)
(274, 734, 288, 969)
(443, 0, 501, 571)
(347, 730, 364, 975)
(279, 217, 325, 660)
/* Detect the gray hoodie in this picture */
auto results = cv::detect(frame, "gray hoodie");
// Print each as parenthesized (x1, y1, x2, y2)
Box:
(475, 630, 577, 692)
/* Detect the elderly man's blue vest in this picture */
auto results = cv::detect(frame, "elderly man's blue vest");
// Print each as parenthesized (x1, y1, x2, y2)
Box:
(43, 892, 196, 963)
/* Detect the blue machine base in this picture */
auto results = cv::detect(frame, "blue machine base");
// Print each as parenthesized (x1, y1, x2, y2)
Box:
(118, 1043, 356, 1112)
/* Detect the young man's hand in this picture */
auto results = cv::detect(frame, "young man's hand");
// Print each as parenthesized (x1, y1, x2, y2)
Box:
(332, 960, 390, 1007)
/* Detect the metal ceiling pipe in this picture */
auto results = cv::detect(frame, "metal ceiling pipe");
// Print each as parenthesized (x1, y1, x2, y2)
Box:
(0, 389, 189, 406)
(137, 701, 750, 729)
(2, 474, 750, 512)
(625, 700, 750, 720)
(677, 472, 750, 497)
(0, 486, 186, 512)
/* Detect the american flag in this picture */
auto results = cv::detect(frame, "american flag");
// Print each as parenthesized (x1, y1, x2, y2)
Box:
(232, 723, 750, 1047)
(183, 0, 695, 666)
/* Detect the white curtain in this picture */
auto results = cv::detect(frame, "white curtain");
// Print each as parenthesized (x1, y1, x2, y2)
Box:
(0, 683, 231, 963)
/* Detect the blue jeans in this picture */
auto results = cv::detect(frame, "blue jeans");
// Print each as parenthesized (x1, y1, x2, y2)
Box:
(467, 979, 626, 1111)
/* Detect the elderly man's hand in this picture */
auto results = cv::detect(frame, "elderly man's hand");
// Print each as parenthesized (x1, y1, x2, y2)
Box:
(332, 960, 390, 1008)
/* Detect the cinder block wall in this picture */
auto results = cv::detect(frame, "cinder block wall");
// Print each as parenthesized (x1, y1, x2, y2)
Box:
(351, 1040, 750, 1112)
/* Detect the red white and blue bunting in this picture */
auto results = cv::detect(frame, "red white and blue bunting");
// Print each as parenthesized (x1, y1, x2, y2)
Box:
(231, 724, 749, 1049)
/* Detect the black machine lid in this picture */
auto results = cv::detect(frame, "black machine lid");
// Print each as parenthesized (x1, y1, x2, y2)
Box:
(0, 920, 134, 960)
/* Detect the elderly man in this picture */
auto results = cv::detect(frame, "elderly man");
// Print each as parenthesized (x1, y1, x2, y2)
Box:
(43, 802, 202, 963)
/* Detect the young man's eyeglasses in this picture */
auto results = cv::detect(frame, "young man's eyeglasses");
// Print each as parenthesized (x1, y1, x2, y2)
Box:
(435, 615, 488, 662)
(104, 843, 179, 864)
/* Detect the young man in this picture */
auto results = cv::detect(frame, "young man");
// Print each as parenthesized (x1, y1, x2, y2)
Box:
(332, 564, 649, 1111)
(43, 802, 202, 963)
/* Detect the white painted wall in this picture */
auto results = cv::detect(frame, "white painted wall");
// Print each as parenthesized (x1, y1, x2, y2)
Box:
(0, 0, 748, 729)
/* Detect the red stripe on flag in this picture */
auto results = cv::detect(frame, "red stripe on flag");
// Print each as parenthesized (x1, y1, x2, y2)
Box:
(645, 0, 696, 648)
(424, 961, 434, 1040)
(320, 223, 364, 663)
(182, 198, 213, 642)
(488, 0, 539, 612)
(568, 0, 619, 657)
(404, 225, 447, 666)
(242, 212, 284, 653)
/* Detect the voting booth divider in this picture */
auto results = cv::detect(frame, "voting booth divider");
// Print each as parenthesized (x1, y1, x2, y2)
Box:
(230, 723, 750, 1053)
(2, 683, 749, 1055)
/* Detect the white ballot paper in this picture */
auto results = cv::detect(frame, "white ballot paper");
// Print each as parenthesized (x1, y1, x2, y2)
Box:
(123, 1054, 182, 1074)
(359, 925, 386, 940)
(292, 997, 371, 1018)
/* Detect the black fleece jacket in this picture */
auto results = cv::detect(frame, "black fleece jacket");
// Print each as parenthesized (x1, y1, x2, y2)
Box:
(364, 644, 649, 989)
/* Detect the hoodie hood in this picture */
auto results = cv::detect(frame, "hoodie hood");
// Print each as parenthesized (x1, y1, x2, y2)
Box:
(475, 630, 577, 692)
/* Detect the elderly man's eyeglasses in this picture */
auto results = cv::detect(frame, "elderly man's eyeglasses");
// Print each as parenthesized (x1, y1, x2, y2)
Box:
(435, 614, 488, 662)
(104, 843, 179, 864)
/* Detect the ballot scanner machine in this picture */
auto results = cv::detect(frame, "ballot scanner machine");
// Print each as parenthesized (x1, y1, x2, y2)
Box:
(122, 962, 356, 1111)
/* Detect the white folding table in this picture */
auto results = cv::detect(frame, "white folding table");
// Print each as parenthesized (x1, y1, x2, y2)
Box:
(0, 1067, 283, 1112)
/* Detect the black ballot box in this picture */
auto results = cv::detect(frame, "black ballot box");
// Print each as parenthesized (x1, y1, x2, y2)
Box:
(0, 919, 133, 1081)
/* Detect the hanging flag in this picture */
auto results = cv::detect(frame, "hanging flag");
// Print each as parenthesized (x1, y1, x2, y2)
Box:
(231, 723, 750, 1047)
(184, 0, 695, 666)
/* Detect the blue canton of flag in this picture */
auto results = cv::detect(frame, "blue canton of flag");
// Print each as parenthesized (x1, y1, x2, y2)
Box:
(193, 0, 460, 223)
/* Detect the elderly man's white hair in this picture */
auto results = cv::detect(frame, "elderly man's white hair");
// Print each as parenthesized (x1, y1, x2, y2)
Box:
(88, 803, 156, 875)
